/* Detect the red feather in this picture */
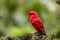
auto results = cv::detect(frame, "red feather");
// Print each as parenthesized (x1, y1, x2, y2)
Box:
(28, 11, 46, 35)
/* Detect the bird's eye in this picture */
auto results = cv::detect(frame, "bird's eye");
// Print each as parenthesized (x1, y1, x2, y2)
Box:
(29, 13, 32, 16)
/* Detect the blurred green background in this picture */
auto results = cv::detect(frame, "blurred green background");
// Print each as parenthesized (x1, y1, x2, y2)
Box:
(0, 0, 60, 38)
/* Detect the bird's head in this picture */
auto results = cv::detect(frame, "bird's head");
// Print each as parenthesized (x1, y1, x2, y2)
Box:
(28, 11, 39, 18)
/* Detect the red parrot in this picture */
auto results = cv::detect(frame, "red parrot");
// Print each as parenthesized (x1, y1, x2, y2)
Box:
(28, 11, 46, 35)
